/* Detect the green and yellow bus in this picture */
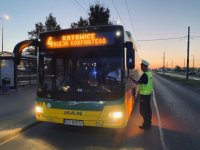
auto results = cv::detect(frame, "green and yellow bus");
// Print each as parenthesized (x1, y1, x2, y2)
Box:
(13, 25, 141, 128)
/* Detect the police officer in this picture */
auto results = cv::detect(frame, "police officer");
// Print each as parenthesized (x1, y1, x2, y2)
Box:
(128, 59, 153, 129)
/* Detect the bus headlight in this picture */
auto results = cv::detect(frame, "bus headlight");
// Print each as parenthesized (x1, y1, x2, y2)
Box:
(109, 112, 123, 119)
(36, 106, 43, 113)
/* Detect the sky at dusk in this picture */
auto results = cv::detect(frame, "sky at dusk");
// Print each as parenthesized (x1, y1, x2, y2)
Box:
(0, 0, 200, 68)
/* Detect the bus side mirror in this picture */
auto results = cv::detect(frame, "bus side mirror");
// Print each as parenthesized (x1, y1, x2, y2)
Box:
(125, 41, 135, 69)
(13, 40, 38, 65)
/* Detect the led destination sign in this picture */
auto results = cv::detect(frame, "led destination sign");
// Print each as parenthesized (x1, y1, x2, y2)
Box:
(46, 33, 111, 49)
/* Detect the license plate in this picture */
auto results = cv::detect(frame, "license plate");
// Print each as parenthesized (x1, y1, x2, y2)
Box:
(64, 119, 84, 126)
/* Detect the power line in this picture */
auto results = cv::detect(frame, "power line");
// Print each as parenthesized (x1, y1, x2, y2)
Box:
(80, 0, 88, 7)
(74, 0, 88, 14)
(111, 0, 125, 26)
(124, 0, 137, 40)
(191, 36, 200, 38)
(138, 36, 187, 42)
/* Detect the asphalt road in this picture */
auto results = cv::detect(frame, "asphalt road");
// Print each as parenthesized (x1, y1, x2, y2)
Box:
(153, 73, 200, 150)
(1, 73, 200, 150)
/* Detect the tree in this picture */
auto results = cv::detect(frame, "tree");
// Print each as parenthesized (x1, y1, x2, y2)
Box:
(45, 13, 61, 31)
(28, 13, 61, 39)
(27, 13, 61, 55)
(22, 47, 36, 55)
(28, 22, 45, 39)
(70, 17, 89, 28)
(175, 65, 181, 72)
(88, 3, 110, 26)
(70, 3, 110, 28)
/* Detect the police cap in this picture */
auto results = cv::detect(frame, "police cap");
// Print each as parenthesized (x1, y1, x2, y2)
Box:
(141, 59, 150, 67)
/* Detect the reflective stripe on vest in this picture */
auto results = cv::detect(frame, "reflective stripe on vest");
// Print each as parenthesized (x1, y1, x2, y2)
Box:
(139, 71, 153, 95)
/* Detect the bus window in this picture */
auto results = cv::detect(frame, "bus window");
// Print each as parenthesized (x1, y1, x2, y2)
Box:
(39, 51, 124, 101)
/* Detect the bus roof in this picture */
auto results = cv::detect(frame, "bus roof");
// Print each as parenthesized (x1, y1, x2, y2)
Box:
(39, 25, 124, 37)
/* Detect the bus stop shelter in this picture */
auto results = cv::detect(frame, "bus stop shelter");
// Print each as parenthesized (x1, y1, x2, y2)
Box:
(0, 51, 16, 89)
(0, 52, 37, 90)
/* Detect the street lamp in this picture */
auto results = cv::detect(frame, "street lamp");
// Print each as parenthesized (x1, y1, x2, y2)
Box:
(0, 15, 10, 52)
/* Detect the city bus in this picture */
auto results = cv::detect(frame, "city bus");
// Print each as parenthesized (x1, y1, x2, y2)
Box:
(13, 25, 141, 128)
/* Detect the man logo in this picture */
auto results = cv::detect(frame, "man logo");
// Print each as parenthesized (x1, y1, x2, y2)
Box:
(64, 111, 83, 116)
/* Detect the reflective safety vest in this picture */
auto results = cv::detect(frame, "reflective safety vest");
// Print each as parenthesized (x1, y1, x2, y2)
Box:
(139, 71, 153, 95)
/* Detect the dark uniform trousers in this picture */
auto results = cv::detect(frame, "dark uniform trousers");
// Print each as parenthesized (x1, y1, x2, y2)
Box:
(139, 94, 152, 125)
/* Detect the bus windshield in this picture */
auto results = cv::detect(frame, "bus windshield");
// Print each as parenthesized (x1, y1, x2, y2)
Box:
(38, 49, 124, 101)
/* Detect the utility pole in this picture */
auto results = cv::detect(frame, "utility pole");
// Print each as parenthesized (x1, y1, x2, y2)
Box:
(163, 52, 165, 75)
(0, 17, 3, 52)
(186, 27, 190, 80)
(1, 24, 3, 52)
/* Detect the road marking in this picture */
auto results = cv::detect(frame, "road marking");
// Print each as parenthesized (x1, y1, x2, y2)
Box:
(152, 90, 169, 150)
